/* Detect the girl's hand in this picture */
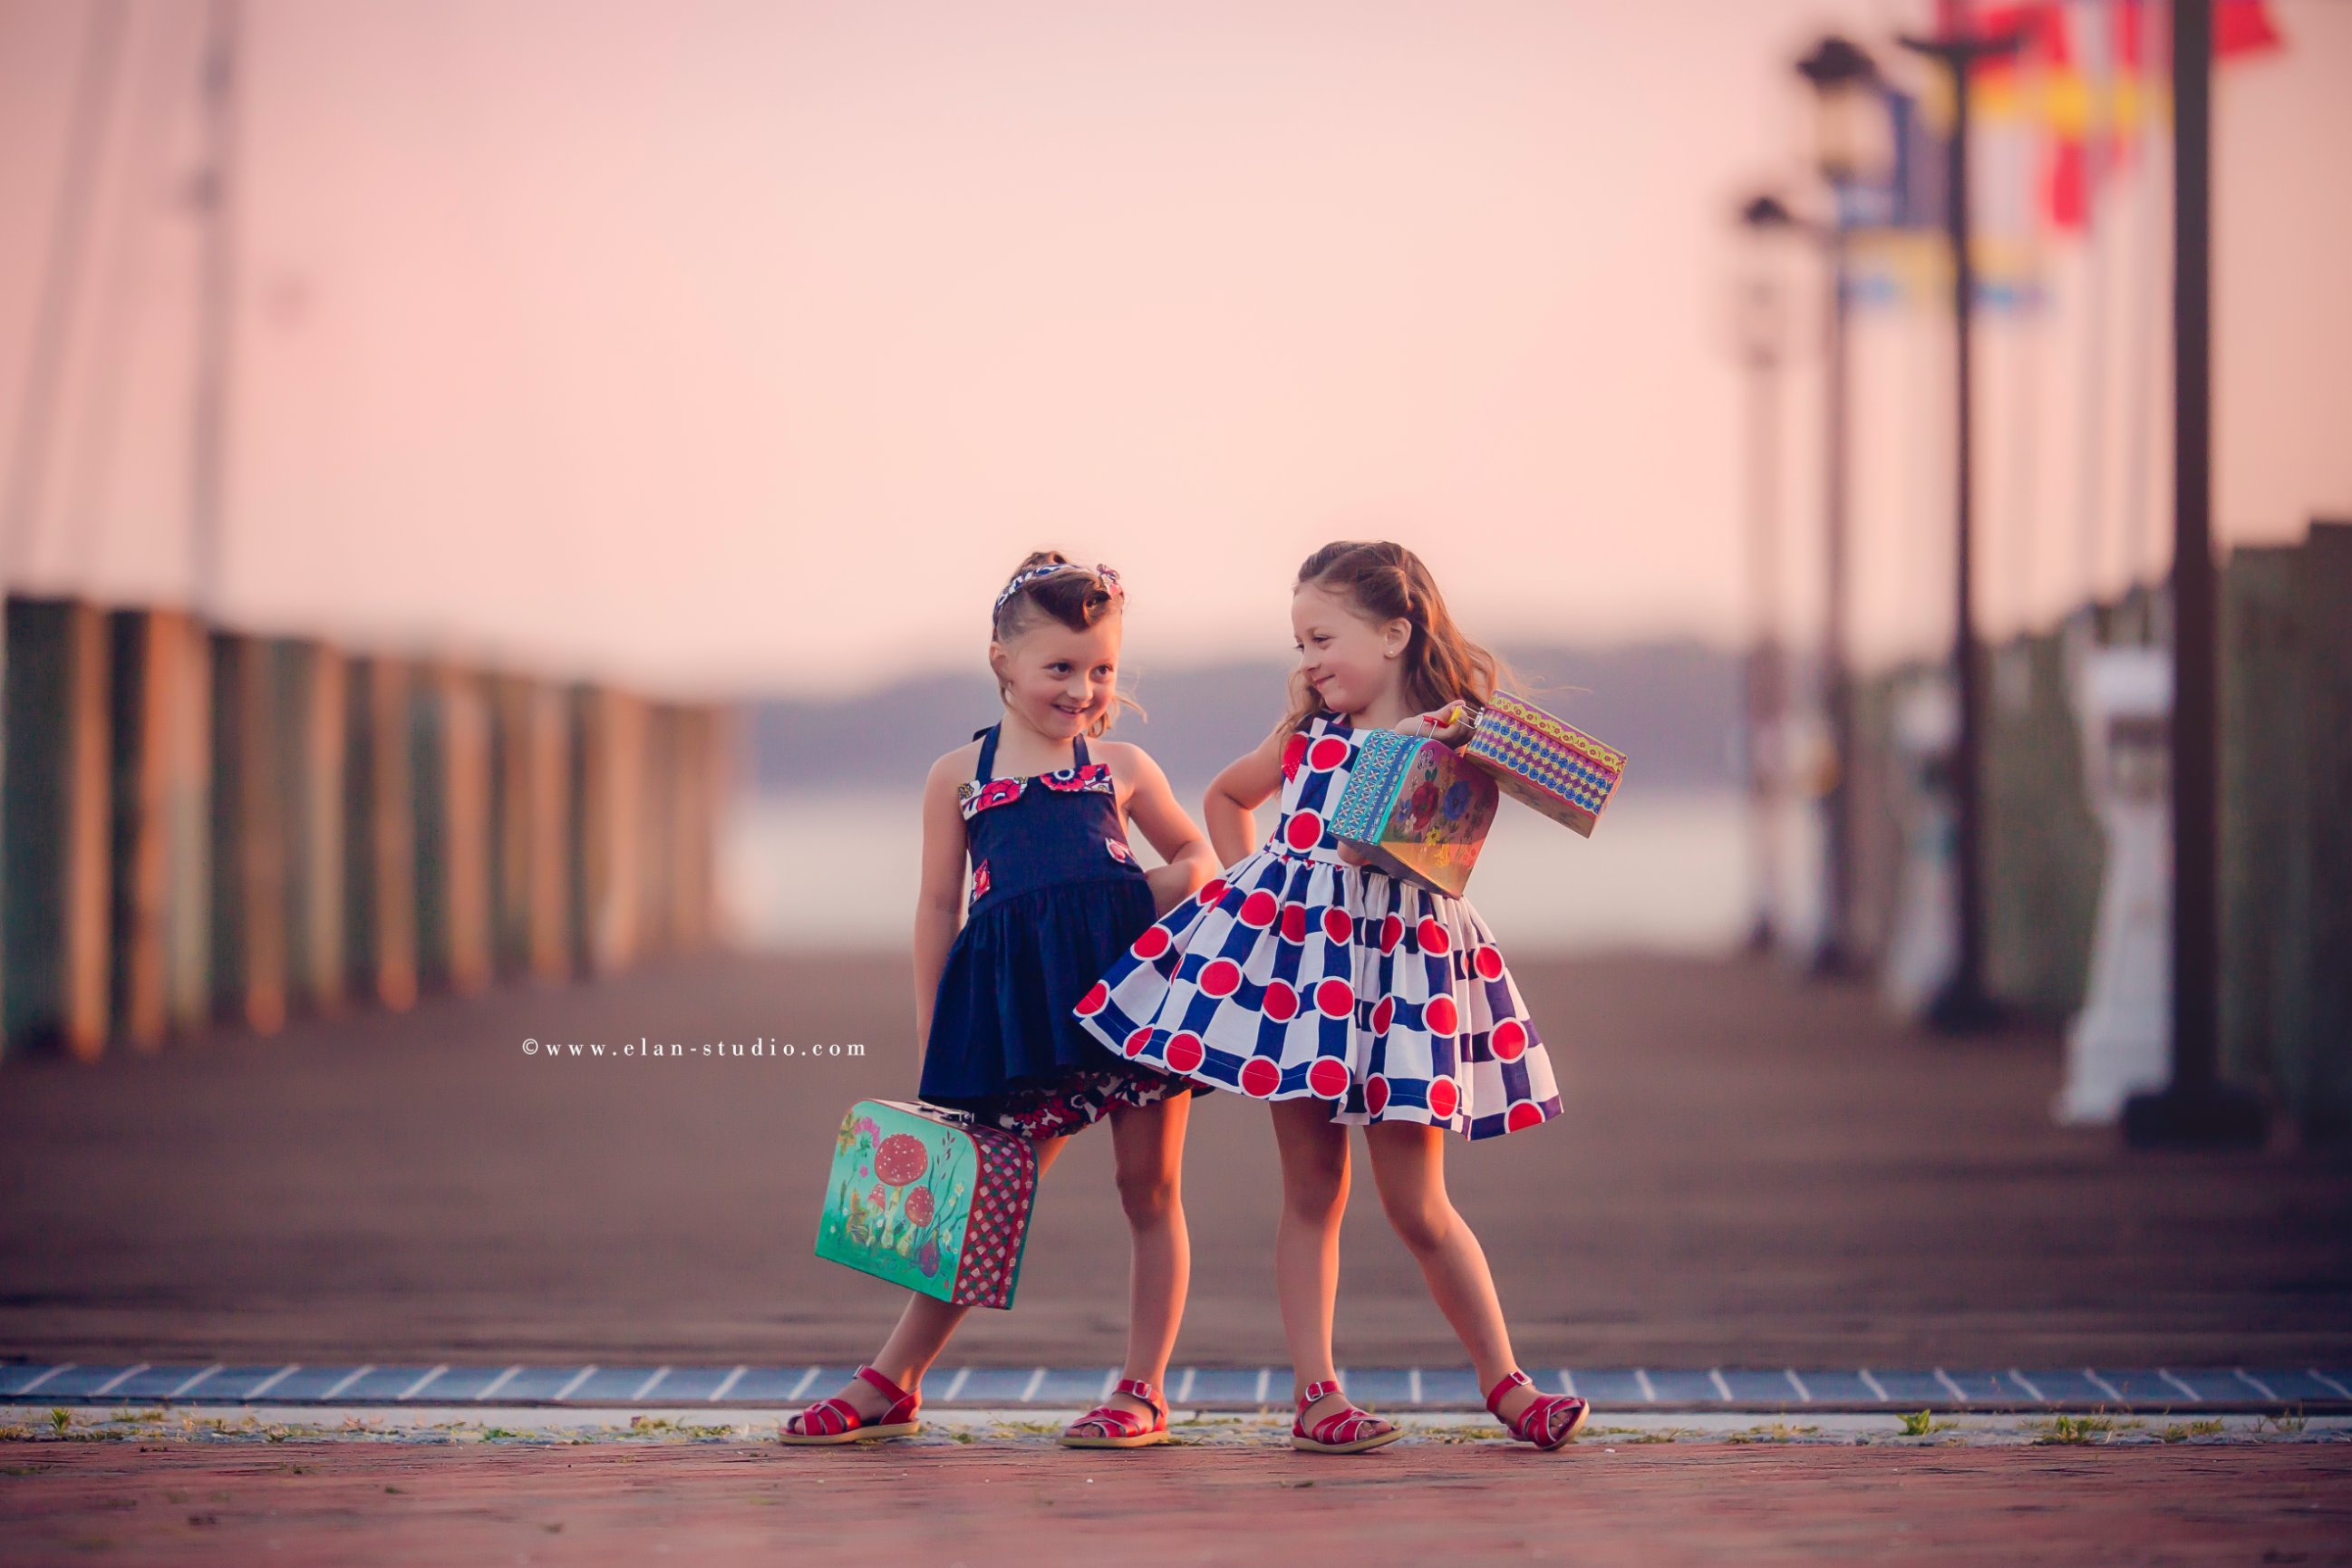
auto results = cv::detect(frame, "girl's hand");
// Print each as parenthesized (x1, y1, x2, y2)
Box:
(1396, 701, 1475, 747)
(1145, 860, 1207, 917)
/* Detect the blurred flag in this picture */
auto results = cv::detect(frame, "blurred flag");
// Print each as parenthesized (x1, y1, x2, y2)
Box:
(1845, 0, 2284, 310)
(1973, 0, 2285, 234)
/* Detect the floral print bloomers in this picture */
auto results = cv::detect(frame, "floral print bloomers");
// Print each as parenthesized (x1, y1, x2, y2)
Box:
(1072, 708, 1562, 1139)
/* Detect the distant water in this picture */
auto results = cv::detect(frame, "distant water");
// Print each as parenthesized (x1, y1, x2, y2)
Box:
(722, 786, 1823, 955)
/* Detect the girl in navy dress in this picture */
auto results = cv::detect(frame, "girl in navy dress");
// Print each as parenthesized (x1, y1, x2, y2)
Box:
(1074, 540, 1589, 1455)
(781, 552, 1217, 1450)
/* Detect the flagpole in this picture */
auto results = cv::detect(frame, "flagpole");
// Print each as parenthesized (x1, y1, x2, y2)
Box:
(2123, 0, 2265, 1148)
(1901, 18, 2026, 1033)
(2073, 0, 2115, 611)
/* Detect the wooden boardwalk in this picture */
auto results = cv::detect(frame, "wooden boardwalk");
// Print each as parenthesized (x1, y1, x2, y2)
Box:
(2, 952, 2347, 1370)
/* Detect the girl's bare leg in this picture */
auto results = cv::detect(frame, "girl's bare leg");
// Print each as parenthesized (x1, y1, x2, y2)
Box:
(1362, 1120, 1541, 1425)
(1086, 1090, 1192, 1421)
(791, 1134, 1072, 1426)
(1272, 1099, 1372, 1432)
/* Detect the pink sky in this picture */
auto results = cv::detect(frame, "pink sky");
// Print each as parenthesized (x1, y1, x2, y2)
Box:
(3, 0, 2346, 697)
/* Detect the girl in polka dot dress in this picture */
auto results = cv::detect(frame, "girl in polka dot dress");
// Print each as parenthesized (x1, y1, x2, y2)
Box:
(781, 553, 1219, 1451)
(1073, 540, 1589, 1455)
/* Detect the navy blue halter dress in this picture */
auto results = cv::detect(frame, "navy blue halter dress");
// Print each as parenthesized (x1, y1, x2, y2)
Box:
(918, 722, 1194, 1138)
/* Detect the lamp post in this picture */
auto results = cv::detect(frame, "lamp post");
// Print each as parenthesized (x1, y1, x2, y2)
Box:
(1734, 194, 1798, 953)
(1793, 34, 1883, 977)
(2122, 0, 2266, 1148)
(1897, 20, 2024, 1034)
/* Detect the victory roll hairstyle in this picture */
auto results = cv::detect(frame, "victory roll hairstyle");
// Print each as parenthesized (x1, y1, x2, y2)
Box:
(989, 549, 1144, 735)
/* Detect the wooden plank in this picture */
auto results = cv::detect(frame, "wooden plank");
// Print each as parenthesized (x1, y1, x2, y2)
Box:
(488, 675, 531, 979)
(298, 645, 348, 1015)
(161, 613, 213, 1039)
(2293, 521, 2352, 1140)
(3, 598, 113, 1058)
(440, 664, 491, 995)
(2219, 546, 2306, 1102)
(344, 657, 418, 1012)
(237, 635, 287, 1034)
(528, 682, 571, 982)
(581, 687, 647, 975)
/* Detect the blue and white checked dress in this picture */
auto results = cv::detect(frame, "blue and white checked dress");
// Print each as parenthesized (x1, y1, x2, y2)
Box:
(1071, 707, 1562, 1139)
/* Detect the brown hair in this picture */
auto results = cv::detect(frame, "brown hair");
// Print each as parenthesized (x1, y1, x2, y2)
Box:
(990, 549, 1144, 736)
(1277, 540, 1515, 736)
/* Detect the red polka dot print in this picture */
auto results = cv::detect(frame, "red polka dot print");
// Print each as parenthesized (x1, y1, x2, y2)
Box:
(1321, 907, 1352, 944)
(1418, 916, 1450, 955)
(1285, 811, 1323, 853)
(1379, 915, 1403, 954)
(1424, 994, 1458, 1036)
(1131, 925, 1171, 961)
(1262, 980, 1300, 1022)
(1282, 733, 1308, 781)
(1123, 1028, 1153, 1059)
(1199, 958, 1242, 1000)
(1239, 1057, 1281, 1098)
(1309, 735, 1350, 771)
(1428, 1076, 1460, 1119)
(1474, 945, 1504, 981)
(1506, 1101, 1545, 1132)
(1491, 1018, 1527, 1060)
(1164, 1032, 1205, 1074)
(1371, 995, 1395, 1033)
(1280, 903, 1308, 943)
(1239, 890, 1279, 929)
(1366, 1074, 1391, 1114)
(1306, 1058, 1350, 1099)
(1196, 878, 1227, 907)
(1314, 978, 1353, 1019)
(1076, 982, 1108, 1017)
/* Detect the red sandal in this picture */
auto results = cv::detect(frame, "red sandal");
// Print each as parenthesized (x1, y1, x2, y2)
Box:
(1059, 1377, 1170, 1448)
(1291, 1379, 1403, 1454)
(1486, 1370, 1588, 1450)
(777, 1366, 921, 1445)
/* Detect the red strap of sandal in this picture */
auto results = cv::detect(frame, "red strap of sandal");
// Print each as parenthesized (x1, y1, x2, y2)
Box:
(1296, 1380, 1387, 1446)
(1070, 1377, 1165, 1437)
(789, 1397, 858, 1437)
(1485, 1370, 1583, 1447)
(854, 1364, 919, 1419)
(789, 1365, 918, 1436)
(1484, 1370, 1534, 1413)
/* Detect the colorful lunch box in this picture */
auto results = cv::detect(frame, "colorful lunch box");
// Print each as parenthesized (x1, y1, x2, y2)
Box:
(1462, 692, 1627, 837)
(814, 1099, 1037, 1309)
(1328, 728, 1499, 898)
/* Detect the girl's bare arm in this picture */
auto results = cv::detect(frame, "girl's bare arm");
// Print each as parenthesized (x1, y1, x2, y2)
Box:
(910, 751, 971, 1050)
(1202, 723, 1288, 867)
(1109, 743, 1218, 915)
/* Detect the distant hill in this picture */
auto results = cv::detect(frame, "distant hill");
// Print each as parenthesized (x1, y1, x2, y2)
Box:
(740, 641, 1748, 794)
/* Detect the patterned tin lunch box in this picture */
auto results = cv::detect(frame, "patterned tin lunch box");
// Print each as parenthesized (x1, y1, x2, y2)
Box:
(1328, 728, 1499, 898)
(1462, 692, 1627, 837)
(814, 1099, 1037, 1310)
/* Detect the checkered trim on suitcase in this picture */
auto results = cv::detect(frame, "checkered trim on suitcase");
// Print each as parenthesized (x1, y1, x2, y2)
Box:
(948, 1124, 1038, 1308)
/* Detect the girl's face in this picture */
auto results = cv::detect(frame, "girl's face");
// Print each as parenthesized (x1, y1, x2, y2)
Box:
(1292, 580, 1408, 717)
(991, 615, 1123, 739)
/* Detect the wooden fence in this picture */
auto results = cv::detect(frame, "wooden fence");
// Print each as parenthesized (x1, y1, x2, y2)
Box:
(2, 598, 732, 1060)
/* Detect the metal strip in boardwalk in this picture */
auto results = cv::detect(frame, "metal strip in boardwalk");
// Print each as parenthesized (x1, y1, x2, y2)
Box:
(3, 1363, 2346, 1412)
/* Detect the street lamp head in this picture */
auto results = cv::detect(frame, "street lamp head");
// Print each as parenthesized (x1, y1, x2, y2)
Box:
(1795, 34, 1887, 185)
(1795, 34, 1880, 92)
